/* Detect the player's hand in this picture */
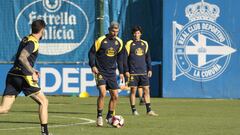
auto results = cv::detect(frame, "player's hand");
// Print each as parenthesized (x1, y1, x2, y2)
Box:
(34, 69, 40, 77)
(147, 71, 152, 78)
(119, 74, 124, 83)
(92, 66, 99, 74)
(32, 72, 39, 82)
(125, 72, 130, 78)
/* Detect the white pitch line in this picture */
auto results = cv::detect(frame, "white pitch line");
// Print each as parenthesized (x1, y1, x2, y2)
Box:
(0, 115, 95, 131)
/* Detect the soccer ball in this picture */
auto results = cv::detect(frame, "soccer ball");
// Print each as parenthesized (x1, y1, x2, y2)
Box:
(110, 115, 124, 128)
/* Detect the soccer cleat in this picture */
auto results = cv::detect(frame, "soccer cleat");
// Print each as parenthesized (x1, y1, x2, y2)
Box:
(147, 111, 158, 116)
(96, 116, 103, 127)
(132, 111, 139, 116)
(105, 117, 112, 125)
(139, 100, 145, 106)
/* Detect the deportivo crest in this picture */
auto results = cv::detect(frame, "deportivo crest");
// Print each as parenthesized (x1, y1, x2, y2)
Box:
(106, 47, 116, 57)
(172, 0, 236, 82)
(135, 48, 144, 56)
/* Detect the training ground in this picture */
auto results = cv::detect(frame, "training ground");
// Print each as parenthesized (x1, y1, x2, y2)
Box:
(0, 96, 239, 135)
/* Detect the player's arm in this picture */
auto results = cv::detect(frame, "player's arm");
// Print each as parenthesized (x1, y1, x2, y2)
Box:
(146, 48, 152, 77)
(18, 49, 35, 74)
(124, 40, 133, 77)
(117, 44, 124, 82)
(88, 42, 99, 74)
(123, 46, 130, 77)
(117, 50, 124, 74)
(18, 42, 38, 81)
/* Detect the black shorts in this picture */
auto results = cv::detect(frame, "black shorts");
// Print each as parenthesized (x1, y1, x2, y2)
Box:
(128, 75, 149, 87)
(3, 74, 41, 96)
(95, 73, 119, 90)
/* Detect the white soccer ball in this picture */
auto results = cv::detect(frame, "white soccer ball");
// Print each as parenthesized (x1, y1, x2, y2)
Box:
(111, 115, 124, 128)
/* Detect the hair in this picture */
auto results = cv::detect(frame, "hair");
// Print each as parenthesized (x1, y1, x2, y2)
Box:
(109, 21, 119, 30)
(132, 25, 143, 34)
(31, 19, 46, 34)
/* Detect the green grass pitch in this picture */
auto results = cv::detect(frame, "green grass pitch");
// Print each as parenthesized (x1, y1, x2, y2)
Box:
(0, 96, 240, 135)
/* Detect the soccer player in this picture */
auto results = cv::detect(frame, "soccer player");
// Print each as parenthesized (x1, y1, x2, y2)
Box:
(0, 20, 50, 135)
(88, 22, 124, 126)
(124, 26, 158, 116)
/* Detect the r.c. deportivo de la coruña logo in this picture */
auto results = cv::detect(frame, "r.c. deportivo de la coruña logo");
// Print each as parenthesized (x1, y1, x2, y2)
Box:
(15, 0, 89, 55)
(172, 0, 237, 82)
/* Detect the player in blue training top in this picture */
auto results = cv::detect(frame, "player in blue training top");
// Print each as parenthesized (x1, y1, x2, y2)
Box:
(124, 26, 158, 116)
(0, 20, 50, 135)
(88, 22, 124, 126)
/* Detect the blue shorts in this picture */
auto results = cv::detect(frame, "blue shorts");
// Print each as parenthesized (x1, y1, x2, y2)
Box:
(95, 73, 119, 90)
(128, 75, 149, 87)
(3, 74, 41, 96)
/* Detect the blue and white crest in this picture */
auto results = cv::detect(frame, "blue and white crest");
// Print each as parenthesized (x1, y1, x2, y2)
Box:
(15, 0, 89, 55)
(173, 0, 236, 82)
(43, 0, 62, 12)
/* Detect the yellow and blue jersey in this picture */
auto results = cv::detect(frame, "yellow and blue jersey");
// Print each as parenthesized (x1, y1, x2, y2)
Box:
(124, 39, 152, 74)
(88, 34, 124, 75)
(9, 34, 39, 76)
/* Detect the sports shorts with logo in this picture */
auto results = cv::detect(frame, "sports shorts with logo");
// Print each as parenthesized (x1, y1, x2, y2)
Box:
(3, 74, 41, 96)
(128, 74, 149, 87)
(95, 73, 119, 90)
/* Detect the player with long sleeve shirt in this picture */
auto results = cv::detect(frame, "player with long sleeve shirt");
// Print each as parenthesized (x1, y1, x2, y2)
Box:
(88, 22, 124, 127)
(124, 26, 158, 116)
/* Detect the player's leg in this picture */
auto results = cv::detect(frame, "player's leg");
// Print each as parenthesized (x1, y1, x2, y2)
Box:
(97, 85, 107, 113)
(140, 75, 158, 116)
(128, 75, 139, 115)
(130, 87, 137, 107)
(22, 74, 50, 135)
(138, 87, 145, 105)
(130, 86, 139, 115)
(30, 92, 49, 134)
(0, 95, 16, 113)
(142, 86, 150, 104)
(142, 86, 158, 116)
(95, 73, 107, 126)
(107, 89, 118, 120)
(0, 74, 20, 113)
(106, 77, 119, 121)
(96, 85, 107, 126)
